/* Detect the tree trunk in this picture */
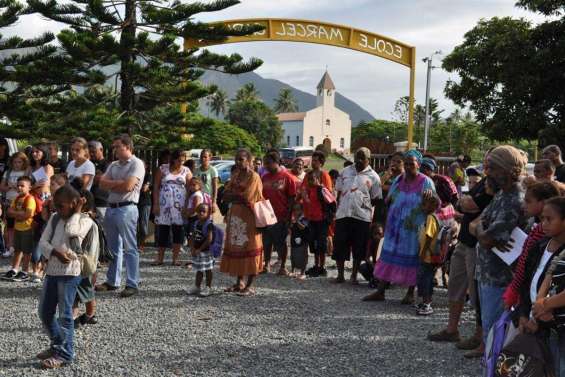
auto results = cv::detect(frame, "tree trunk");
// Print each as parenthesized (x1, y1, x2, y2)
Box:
(119, 0, 137, 134)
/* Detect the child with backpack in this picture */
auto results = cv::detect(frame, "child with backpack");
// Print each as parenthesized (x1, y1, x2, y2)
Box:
(290, 202, 309, 280)
(0, 152, 30, 258)
(186, 203, 216, 297)
(416, 193, 447, 316)
(37, 184, 97, 369)
(2, 176, 38, 282)
(70, 177, 99, 328)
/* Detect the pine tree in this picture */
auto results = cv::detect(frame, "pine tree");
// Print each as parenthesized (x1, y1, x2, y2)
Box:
(0, 0, 56, 120)
(14, 0, 264, 142)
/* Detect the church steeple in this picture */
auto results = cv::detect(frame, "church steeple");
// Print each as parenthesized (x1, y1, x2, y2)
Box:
(316, 71, 335, 108)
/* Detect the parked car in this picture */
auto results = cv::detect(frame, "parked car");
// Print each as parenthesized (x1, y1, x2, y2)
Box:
(210, 160, 233, 167)
(279, 147, 314, 168)
(216, 161, 235, 183)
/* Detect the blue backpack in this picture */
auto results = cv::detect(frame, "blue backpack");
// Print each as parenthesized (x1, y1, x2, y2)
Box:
(194, 220, 224, 258)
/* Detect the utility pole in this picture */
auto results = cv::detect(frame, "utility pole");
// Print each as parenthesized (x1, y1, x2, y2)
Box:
(423, 50, 441, 151)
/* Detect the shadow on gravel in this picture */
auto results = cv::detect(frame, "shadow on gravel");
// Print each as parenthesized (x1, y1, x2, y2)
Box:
(0, 357, 40, 371)
(0, 285, 41, 300)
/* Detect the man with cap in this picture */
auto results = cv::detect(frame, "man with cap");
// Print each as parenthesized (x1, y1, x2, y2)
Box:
(332, 147, 382, 284)
(471, 145, 526, 343)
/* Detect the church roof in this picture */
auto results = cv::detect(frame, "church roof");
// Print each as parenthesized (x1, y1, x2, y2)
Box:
(277, 112, 306, 122)
(317, 71, 336, 90)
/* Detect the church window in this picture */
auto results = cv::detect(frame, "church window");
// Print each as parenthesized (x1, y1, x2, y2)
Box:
(287, 136, 290, 146)
(327, 90, 332, 96)
(309, 136, 314, 147)
(326, 119, 330, 126)
(296, 136, 300, 146)
(340, 138, 345, 148)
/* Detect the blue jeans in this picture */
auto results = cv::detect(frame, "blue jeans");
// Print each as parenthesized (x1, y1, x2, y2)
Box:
(38, 275, 82, 362)
(550, 330, 565, 377)
(104, 205, 139, 289)
(478, 282, 506, 342)
(417, 263, 435, 298)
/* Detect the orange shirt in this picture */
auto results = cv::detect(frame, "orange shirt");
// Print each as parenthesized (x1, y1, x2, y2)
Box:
(301, 170, 333, 221)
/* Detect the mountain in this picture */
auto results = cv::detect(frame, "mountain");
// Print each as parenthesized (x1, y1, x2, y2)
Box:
(199, 71, 375, 126)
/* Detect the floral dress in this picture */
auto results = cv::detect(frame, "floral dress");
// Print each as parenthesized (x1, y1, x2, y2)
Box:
(374, 173, 435, 287)
(155, 164, 191, 226)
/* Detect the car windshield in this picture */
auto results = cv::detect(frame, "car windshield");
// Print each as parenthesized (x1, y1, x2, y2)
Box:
(279, 149, 295, 159)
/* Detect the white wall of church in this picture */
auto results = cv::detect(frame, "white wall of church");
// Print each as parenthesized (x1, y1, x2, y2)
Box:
(302, 107, 351, 152)
(281, 120, 304, 147)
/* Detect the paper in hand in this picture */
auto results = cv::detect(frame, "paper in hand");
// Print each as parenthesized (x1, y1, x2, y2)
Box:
(32, 168, 48, 183)
(492, 227, 527, 265)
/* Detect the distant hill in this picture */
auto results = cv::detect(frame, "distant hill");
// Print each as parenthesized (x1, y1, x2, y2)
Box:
(199, 71, 375, 126)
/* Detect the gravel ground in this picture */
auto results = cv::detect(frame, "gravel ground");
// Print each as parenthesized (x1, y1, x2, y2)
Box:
(0, 250, 482, 377)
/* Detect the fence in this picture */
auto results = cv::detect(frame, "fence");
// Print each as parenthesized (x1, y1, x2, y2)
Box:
(370, 154, 456, 175)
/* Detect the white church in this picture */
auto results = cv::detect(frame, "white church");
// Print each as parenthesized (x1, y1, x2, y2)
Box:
(277, 71, 352, 153)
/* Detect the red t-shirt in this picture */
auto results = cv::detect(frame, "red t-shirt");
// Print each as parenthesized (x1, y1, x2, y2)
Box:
(262, 169, 298, 222)
(301, 170, 333, 221)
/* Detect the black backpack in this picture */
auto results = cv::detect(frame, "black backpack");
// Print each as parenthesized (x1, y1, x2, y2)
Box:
(92, 217, 114, 263)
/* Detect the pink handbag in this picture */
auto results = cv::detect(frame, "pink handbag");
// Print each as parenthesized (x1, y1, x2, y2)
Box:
(253, 199, 277, 228)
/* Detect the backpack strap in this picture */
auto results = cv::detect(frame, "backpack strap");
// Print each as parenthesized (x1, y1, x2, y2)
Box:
(48, 213, 61, 244)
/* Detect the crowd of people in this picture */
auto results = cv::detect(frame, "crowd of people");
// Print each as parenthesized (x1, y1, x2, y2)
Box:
(1, 135, 565, 375)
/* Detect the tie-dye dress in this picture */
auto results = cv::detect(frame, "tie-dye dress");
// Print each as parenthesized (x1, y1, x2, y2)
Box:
(374, 173, 435, 287)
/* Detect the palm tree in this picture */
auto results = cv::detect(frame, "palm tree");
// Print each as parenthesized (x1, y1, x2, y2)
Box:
(273, 88, 298, 113)
(208, 89, 228, 118)
(235, 83, 260, 102)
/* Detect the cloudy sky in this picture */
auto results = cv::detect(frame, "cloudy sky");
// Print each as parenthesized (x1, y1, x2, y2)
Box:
(5, 0, 547, 120)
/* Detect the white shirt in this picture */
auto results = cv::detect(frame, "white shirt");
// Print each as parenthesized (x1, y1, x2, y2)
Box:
(66, 160, 96, 190)
(335, 165, 382, 222)
(39, 213, 95, 276)
(530, 248, 553, 304)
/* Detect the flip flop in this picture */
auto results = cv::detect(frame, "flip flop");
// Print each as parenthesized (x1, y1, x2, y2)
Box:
(237, 288, 256, 297)
(224, 285, 242, 293)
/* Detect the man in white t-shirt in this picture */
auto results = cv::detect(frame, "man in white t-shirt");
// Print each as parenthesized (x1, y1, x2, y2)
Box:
(332, 147, 382, 284)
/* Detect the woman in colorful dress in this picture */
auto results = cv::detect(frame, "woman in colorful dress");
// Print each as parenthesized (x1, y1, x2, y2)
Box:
(220, 149, 264, 296)
(364, 149, 435, 304)
(152, 150, 192, 266)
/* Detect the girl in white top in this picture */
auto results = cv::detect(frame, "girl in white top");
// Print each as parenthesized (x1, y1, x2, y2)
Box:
(66, 137, 96, 191)
(30, 144, 54, 201)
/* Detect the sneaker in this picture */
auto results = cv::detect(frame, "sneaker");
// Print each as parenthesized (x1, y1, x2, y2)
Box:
(305, 266, 316, 276)
(319, 268, 328, 277)
(1, 250, 12, 258)
(199, 287, 211, 297)
(119, 286, 138, 298)
(427, 329, 460, 342)
(186, 286, 200, 296)
(95, 282, 119, 292)
(30, 274, 42, 284)
(417, 303, 434, 316)
(415, 302, 426, 310)
(2, 269, 17, 281)
(12, 271, 29, 282)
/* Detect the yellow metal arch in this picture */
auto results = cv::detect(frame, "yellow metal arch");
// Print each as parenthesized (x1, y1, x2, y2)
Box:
(185, 18, 416, 149)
